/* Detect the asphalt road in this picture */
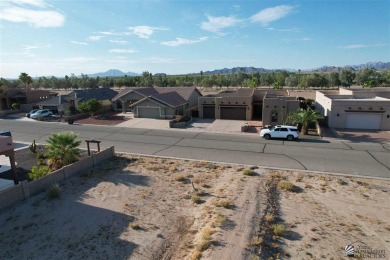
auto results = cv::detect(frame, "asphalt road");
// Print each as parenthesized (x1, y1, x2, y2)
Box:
(1, 119, 389, 179)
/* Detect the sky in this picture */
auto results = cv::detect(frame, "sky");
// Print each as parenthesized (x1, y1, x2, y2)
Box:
(0, 0, 389, 78)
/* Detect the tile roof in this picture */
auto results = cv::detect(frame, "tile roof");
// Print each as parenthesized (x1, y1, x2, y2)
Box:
(36, 95, 69, 106)
(150, 92, 187, 107)
(112, 87, 201, 102)
(69, 88, 118, 101)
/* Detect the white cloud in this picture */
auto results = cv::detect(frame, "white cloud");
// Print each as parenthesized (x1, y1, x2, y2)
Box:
(301, 37, 311, 41)
(7, 0, 47, 7)
(108, 49, 137, 53)
(88, 35, 104, 41)
(342, 44, 387, 49)
(161, 37, 208, 47)
(70, 41, 88, 45)
(201, 15, 241, 33)
(109, 39, 128, 45)
(0, 6, 65, 27)
(128, 26, 168, 39)
(251, 5, 294, 26)
(265, 27, 301, 32)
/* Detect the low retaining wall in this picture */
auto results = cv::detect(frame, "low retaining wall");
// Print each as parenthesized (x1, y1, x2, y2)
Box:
(0, 146, 115, 210)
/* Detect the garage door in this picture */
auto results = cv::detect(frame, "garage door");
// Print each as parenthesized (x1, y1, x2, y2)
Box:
(203, 106, 215, 118)
(345, 113, 382, 130)
(43, 106, 58, 114)
(137, 107, 161, 118)
(221, 106, 246, 120)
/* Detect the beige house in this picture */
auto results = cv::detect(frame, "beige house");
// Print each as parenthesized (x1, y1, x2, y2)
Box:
(316, 88, 390, 130)
(198, 88, 301, 124)
(112, 87, 202, 119)
(262, 93, 300, 125)
(198, 89, 254, 120)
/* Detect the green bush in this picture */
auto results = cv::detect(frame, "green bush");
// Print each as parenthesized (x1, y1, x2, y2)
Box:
(28, 165, 50, 180)
(278, 180, 297, 192)
(271, 224, 287, 236)
(11, 103, 20, 110)
(242, 168, 256, 176)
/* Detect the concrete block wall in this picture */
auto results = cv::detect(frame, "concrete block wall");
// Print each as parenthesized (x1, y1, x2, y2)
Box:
(0, 146, 115, 211)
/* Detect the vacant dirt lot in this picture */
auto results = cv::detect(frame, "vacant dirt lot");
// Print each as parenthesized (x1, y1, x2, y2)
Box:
(0, 155, 389, 259)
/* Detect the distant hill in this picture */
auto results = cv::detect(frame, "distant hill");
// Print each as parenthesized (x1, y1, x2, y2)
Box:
(310, 62, 390, 73)
(87, 69, 139, 78)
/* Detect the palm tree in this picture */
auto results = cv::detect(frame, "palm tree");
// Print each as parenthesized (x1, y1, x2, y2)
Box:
(46, 132, 81, 170)
(285, 109, 323, 135)
(19, 72, 33, 88)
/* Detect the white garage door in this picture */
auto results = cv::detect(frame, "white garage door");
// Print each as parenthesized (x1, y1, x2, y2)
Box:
(345, 113, 382, 130)
(137, 107, 161, 118)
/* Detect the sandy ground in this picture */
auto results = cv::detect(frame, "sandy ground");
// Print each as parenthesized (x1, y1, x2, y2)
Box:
(0, 155, 389, 260)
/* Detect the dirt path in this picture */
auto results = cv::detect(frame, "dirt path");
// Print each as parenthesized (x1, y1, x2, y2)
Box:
(205, 176, 263, 260)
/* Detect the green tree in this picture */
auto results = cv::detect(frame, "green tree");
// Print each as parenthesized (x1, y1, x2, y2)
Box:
(340, 68, 356, 88)
(46, 132, 81, 170)
(285, 109, 323, 135)
(142, 71, 154, 87)
(76, 98, 102, 116)
(285, 75, 299, 87)
(328, 72, 341, 87)
(19, 72, 33, 88)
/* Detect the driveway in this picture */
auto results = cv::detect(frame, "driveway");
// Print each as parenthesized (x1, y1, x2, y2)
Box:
(117, 117, 261, 135)
(334, 129, 390, 143)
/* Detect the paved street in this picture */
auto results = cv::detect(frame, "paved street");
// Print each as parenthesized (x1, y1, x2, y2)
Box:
(1, 119, 389, 178)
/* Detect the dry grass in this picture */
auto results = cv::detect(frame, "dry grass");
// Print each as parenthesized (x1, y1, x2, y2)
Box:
(278, 180, 297, 192)
(192, 195, 202, 204)
(271, 224, 287, 237)
(242, 168, 256, 176)
(212, 213, 227, 228)
(174, 174, 187, 182)
(129, 223, 141, 230)
(250, 236, 263, 246)
(215, 199, 233, 209)
(265, 213, 275, 223)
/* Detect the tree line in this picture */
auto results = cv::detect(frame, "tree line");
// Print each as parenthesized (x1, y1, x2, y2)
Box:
(1, 68, 389, 91)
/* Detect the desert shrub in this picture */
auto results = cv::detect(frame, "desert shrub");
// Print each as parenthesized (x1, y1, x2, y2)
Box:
(191, 249, 202, 260)
(174, 174, 186, 182)
(337, 178, 348, 185)
(250, 236, 263, 246)
(271, 224, 287, 236)
(215, 199, 232, 209)
(47, 182, 61, 198)
(243, 168, 256, 176)
(130, 223, 141, 230)
(213, 213, 227, 227)
(174, 115, 190, 123)
(278, 180, 297, 192)
(265, 213, 275, 223)
(28, 165, 50, 180)
(76, 98, 102, 116)
(192, 195, 202, 204)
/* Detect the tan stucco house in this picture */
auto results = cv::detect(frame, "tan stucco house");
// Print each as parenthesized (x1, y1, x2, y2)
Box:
(198, 88, 301, 123)
(316, 88, 390, 130)
(112, 87, 202, 119)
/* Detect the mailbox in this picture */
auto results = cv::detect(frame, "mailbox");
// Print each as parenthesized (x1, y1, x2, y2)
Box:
(0, 135, 13, 152)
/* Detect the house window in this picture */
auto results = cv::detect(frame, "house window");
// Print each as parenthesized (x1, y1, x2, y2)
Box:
(271, 111, 278, 123)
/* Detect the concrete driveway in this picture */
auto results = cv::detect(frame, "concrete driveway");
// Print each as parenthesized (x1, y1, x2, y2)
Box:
(117, 115, 259, 135)
(334, 129, 390, 143)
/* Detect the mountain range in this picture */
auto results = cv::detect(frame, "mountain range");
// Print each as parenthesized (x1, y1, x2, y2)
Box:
(87, 61, 389, 78)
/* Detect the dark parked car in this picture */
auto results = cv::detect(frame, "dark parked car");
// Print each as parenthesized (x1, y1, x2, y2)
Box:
(26, 109, 39, 118)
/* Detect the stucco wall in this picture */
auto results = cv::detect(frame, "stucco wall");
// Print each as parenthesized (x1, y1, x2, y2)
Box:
(262, 96, 300, 125)
(188, 90, 202, 108)
(327, 100, 390, 129)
